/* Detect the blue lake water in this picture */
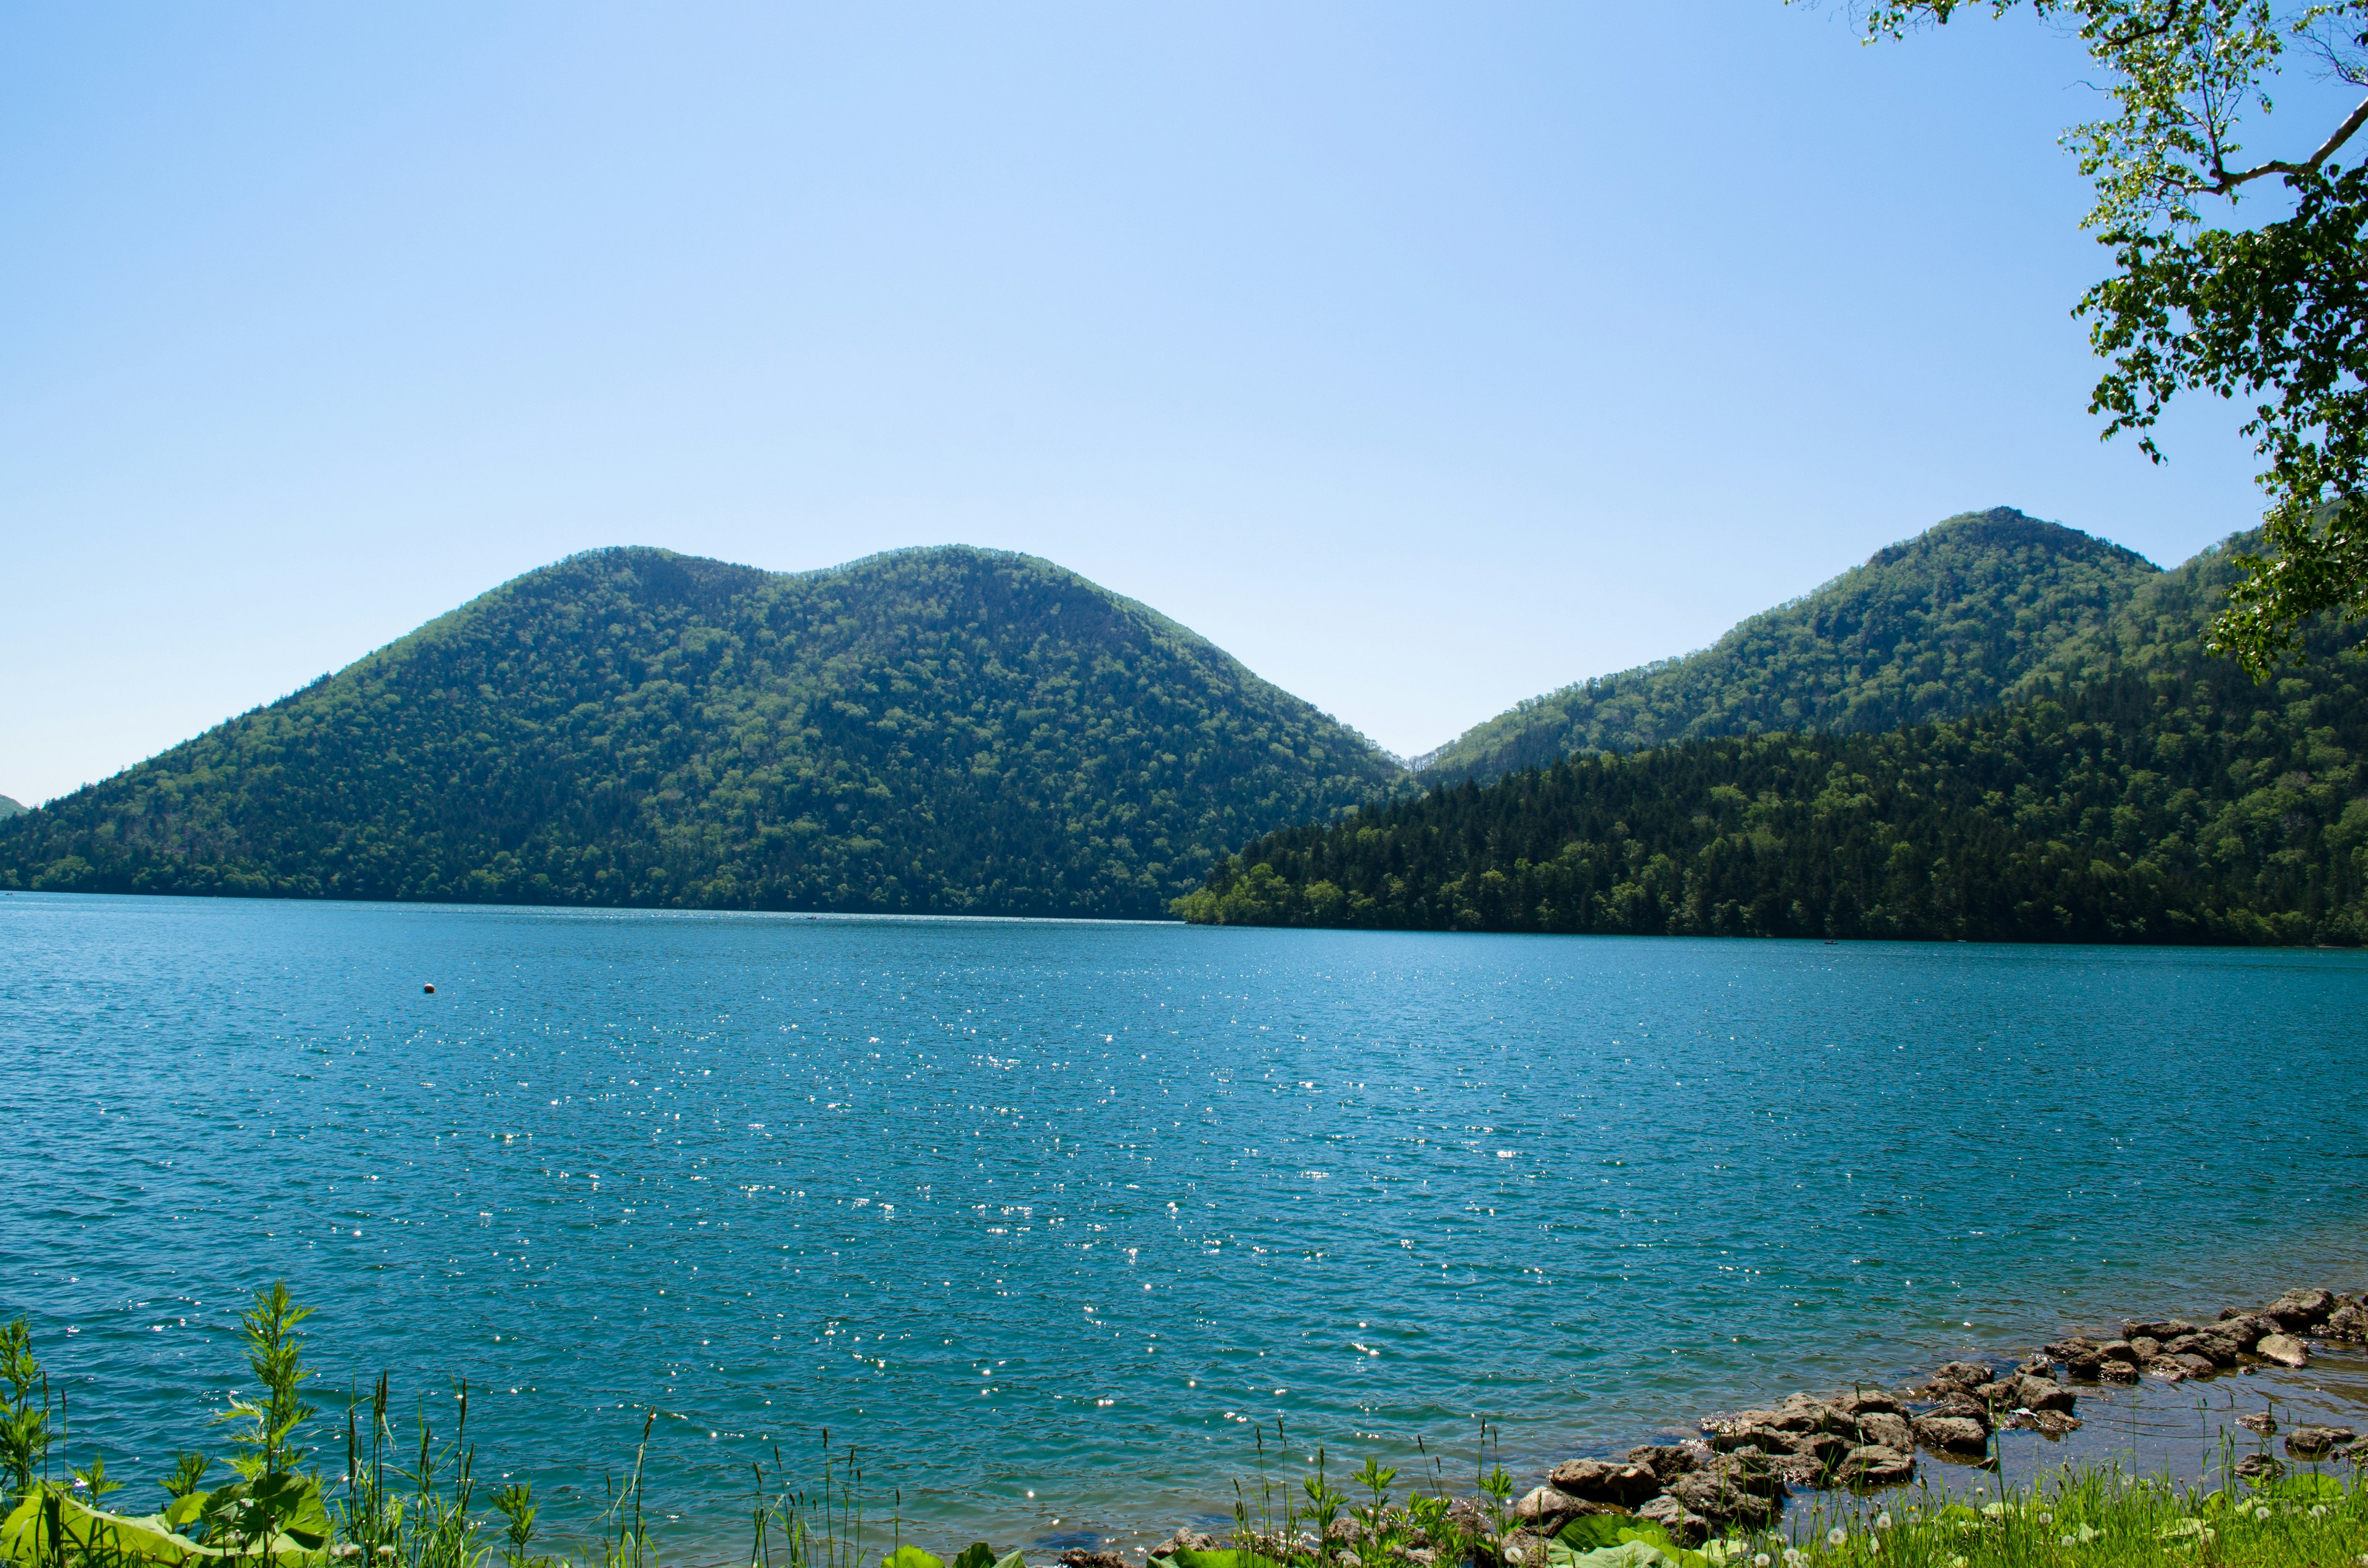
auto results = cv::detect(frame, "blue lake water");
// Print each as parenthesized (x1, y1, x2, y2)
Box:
(6, 893, 2368, 1556)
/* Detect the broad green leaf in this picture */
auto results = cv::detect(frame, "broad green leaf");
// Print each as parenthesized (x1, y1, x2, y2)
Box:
(1555, 1516, 1631, 1551)
(950, 1541, 998, 1568)
(882, 1545, 945, 1568)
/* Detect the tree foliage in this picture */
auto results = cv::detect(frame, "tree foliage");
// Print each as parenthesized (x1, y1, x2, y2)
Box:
(1178, 533, 2368, 944)
(0, 546, 1400, 917)
(1416, 508, 2156, 785)
(1844, 0, 2368, 672)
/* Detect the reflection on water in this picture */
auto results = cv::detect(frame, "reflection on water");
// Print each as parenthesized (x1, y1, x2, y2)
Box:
(4, 893, 2366, 1555)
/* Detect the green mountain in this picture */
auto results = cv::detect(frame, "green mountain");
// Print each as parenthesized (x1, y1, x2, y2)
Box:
(0, 795, 23, 820)
(0, 546, 1400, 917)
(1177, 533, 2368, 945)
(1416, 507, 2161, 784)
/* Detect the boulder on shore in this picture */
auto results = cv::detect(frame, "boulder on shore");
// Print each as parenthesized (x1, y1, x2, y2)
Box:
(1547, 1459, 1659, 1508)
(1928, 1361, 1994, 1392)
(2255, 1332, 2311, 1369)
(1622, 1446, 1700, 1485)
(1910, 1415, 1990, 1457)
(2285, 1425, 2358, 1459)
(2263, 1288, 2338, 1330)
(1669, 1468, 1780, 1529)
(2123, 1318, 2200, 1342)
(1835, 1445, 1915, 1487)
(1856, 1411, 1912, 1451)
(1632, 1495, 1709, 1549)
(2322, 1299, 2368, 1344)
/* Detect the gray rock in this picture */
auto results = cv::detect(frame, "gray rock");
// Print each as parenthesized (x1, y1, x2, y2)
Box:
(1835, 1445, 1915, 1487)
(1786, 1431, 1854, 1468)
(1631, 1495, 1709, 1550)
(2255, 1333, 2311, 1369)
(1928, 1360, 1994, 1392)
(1547, 1459, 1658, 1508)
(1708, 1424, 1793, 1455)
(2097, 1358, 2140, 1383)
(1910, 1415, 1990, 1457)
(1512, 1487, 1582, 1527)
(1857, 1411, 1912, 1451)
(2237, 1411, 2277, 1437)
(2058, 1346, 2109, 1380)
(2142, 1357, 2191, 1382)
(2263, 1288, 2338, 1330)
(2214, 1313, 2279, 1350)
(2164, 1330, 2244, 1367)
(1622, 1446, 1699, 1485)
(2123, 1318, 2200, 1342)
(1923, 1392, 1991, 1429)
(2234, 1453, 2284, 1484)
(2002, 1408, 2081, 1437)
(1700, 1450, 1785, 1498)
(2128, 1336, 2163, 1361)
(1768, 1398, 1856, 1435)
(1669, 1471, 1779, 1529)
(2013, 1374, 2076, 1413)
(2285, 1425, 2358, 1459)
(2170, 1352, 2219, 1377)
(2322, 1300, 2368, 1344)
(1836, 1390, 1904, 1417)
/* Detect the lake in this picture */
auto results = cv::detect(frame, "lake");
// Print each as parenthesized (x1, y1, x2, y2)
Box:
(6, 893, 2367, 1556)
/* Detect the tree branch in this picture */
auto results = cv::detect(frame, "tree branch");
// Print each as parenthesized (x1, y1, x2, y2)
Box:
(2205, 89, 2368, 193)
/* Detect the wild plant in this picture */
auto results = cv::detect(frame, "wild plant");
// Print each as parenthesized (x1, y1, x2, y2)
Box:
(1299, 1447, 1344, 1568)
(1473, 1425, 1512, 1545)
(160, 1451, 212, 1501)
(1347, 1457, 1397, 1568)
(219, 1280, 316, 1480)
(68, 1449, 121, 1504)
(494, 1479, 540, 1568)
(0, 1315, 49, 1499)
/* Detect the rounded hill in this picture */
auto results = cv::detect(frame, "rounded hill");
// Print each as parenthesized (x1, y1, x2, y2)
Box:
(1416, 507, 2162, 784)
(0, 544, 1403, 917)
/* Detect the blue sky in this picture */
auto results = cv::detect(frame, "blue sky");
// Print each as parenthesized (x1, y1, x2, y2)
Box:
(0, 2, 2332, 803)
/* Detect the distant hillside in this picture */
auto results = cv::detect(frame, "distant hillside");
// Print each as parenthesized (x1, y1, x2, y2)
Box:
(1178, 532, 2368, 945)
(0, 795, 23, 820)
(0, 546, 1402, 917)
(1416, 507, 2160, 784)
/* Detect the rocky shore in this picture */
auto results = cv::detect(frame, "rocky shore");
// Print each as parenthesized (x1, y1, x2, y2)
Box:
(1122, 1283, 2368, 1566)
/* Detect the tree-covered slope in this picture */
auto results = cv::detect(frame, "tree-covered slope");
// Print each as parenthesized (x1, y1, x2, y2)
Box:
(1416, 507, 2160, 784)
(0, 795, 22, 820)
(0, 546, 1402, 917)
(1178, 534, 2368, 945)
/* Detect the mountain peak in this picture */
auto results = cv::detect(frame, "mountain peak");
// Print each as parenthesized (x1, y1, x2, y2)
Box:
(0, 547, 1400, 915)
(1417, 506, 2162, 784)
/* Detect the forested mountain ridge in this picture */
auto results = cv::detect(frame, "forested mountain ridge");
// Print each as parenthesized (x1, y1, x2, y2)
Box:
(1178, 532, 2368, 945)
(0, 795, 23, 820)
(1416, 507, 2160, 784)
(0, 546, 1402, 917)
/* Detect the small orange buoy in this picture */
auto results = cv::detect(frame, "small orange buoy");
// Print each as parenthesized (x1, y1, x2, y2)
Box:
(424, 983, 436, 994)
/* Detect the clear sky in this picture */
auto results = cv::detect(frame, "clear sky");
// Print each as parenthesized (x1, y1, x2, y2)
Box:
(1, 2, 2333, 805)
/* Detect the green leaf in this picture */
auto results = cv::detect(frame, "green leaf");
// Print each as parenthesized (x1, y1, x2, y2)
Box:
(882, 1545, 945, 1568)
(0, 1484, 319, 1566)
(1171, 1551, 1287, 1568)
(950, 1543, 998, 1568)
